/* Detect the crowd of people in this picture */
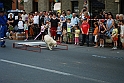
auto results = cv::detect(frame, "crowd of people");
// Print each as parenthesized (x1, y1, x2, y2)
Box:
(1, 3, 124, 49)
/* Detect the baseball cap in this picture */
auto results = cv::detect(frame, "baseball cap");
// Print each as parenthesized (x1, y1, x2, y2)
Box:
(83, 18, 87, 20)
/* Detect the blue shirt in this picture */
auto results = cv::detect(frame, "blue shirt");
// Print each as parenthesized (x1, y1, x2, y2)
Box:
(71, 17, 79, 26)
(0, 15, 7, 25)
(57, 26, 62, 34)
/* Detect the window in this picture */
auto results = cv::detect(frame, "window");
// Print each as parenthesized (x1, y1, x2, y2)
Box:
(71, 1, 78, 13)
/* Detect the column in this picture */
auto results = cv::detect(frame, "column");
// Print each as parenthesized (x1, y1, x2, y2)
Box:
(24, 0, 33, 13)
(61, 0, 71, 12)
(38, 0, 49, 12)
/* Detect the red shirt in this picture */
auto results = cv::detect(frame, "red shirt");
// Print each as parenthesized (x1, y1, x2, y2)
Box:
(81, 22, 90, 34)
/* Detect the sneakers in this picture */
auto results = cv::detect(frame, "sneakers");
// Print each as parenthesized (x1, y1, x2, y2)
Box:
(24, 39, 28, 41)
(100, 45, 104, 48)
(112, 47, 117, 50)
(1, 45, 6, 48)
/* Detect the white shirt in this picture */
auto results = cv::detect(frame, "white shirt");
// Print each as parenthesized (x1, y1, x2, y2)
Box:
(18, 20, 24, 29)
(67, 22, 73, 32)
(21, 14, 28, 21)
(121, 25, 124, 35)
(71, 17, 79, 26)
(33, 15, 39, 24)
(41, 25, 45, 32)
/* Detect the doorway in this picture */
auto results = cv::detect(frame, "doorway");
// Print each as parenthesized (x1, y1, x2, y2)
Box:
(120, 0, 124, 14)
(33, 0, 38, 12)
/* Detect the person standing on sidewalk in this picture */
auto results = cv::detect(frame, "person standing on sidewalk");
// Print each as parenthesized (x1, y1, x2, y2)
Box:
(74, 25, 80, 45)
(80, 18, 90, 46)
(120, 20, 124, 49)
(0, 10, 7, 48)
(111, 23, 118, 50)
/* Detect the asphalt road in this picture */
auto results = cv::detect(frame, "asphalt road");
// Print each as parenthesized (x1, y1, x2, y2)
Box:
(0, 39, 124, 83)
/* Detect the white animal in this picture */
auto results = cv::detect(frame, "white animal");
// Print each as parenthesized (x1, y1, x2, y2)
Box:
(44, 35, 57, 50)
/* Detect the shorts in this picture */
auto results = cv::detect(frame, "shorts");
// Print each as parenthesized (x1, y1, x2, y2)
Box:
(67, 32, 73, 39)
(41, 32, 45, 35)
(18, 29, 24, 33)
(63, 36, 67, 42)
(56, 34, 61, 38)
(112, 37, 118, 41)
(25, 30, 28, 34)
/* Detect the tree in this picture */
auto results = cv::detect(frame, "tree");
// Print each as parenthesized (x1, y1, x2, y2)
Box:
(0, 0, 14, 10)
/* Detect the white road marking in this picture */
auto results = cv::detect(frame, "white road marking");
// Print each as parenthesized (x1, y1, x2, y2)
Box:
(0, 59, 110, 83)
(0, 59, 71, 76)
(92, 55, 107, 59)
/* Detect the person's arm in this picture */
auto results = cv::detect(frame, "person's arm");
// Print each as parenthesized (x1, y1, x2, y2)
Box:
(77, 18, 80, 26)
(121, 27, 124, 38)
(86, 23, 90, 35)
(86, 28, 89, 35)
(81, 24, 84, 34)
(106, 20, 109, 30)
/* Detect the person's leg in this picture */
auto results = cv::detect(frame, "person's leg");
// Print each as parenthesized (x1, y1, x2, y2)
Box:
(102, 39, 104, 47)
(77, 37, 79, 45)
(86, 35, 89, 46)
(122, 43, 124, 48)
(100, 39, 102, 47)
(0, 26, 6, 47)
(75, 37, 76, 45)
(82, 34, 85, 46)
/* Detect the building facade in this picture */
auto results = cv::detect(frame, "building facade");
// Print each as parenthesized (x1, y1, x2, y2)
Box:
(24, 0, 124, 17)
(12, 0, 24, 10)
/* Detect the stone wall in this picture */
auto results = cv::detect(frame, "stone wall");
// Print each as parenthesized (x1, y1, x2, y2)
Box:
(61, 0, 71, 12)
(38, 0, 49, 12)
(24, 0, 119, 17)
(24, 0, 33, 13)
(78, 0, 84, 13)
(105, 0, 118, 17)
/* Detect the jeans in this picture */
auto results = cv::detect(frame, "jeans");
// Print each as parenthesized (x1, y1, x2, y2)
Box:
(82, 34, 89, 46)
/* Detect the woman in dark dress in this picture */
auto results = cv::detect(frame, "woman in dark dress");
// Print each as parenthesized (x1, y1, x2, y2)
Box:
(99, 21, 106, 47)
(50, 13, 59, 39)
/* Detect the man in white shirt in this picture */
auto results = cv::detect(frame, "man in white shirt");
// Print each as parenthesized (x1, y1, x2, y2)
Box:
(71, 13, 79, 26)
(33, 12, 40, 39)
(18, 17, 24, 33)
(33, 12, 39, 25)
(21, 10, 28, 21)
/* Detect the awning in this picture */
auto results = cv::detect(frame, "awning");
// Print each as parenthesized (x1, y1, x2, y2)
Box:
(54, 3, 61, 10)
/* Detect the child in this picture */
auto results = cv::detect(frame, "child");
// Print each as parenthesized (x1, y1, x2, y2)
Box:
(67, 18, 73, 44)
(56, 22, 62, 43)
(93, 22, 99, 47)
(41, 23, 46, 41)
(111, 23, 118, 49)
(120, 20, 124, 49)
(18, 17, 24, 33)
(45, 21, 50, 36)
(74, 25, 80, 45)
(24, 20, 28, 41)
(80, 18, 90, 46)
(8, 24, 14, 39)
(62, 26, 67, 43)
(99, 21, 106, 48)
